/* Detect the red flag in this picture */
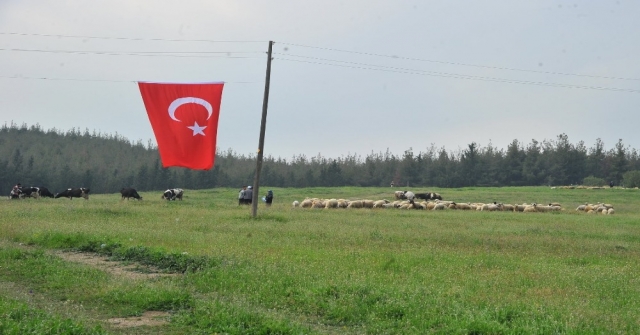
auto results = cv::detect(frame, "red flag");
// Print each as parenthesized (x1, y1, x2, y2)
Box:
(138, 82, 224, 170)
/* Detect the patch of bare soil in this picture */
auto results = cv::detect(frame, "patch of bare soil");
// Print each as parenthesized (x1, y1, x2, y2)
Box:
(107, 311, 170, 328)
(51, 250, 179, 280)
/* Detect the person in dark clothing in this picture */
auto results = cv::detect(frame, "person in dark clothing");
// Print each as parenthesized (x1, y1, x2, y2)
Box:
(610, 181, 614, 188)
(265, 190, 274, 206)
(243, 186, 253, 204)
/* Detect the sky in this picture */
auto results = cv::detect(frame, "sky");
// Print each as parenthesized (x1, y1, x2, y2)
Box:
(1, 1, 639, 161)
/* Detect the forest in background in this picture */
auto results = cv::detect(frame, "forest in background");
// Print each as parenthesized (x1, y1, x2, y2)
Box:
(2, 122, 640, 194)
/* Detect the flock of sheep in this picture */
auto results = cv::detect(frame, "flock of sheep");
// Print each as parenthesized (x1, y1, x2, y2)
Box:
(292, 191, 616, 214)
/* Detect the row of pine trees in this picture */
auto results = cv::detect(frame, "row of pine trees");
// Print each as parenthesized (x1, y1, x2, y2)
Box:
(2, 122, 640, 195)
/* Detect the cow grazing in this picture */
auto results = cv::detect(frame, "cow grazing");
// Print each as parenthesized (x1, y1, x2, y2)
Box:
(13, 186, 55, 199)
(120, 188, 142, 200)
(415, 192, 443, 201)
(162, 188, 183, 201)
(55, 188, 90, 200)
(38, 187, 55, 198)
(21, 187, 41, 199)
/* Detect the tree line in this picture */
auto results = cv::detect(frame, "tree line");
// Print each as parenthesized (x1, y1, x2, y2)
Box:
(2, 122, 640, 194)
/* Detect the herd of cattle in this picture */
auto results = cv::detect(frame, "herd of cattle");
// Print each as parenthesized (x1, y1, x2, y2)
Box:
(8, 186, 616, 214)
(7, 186, 184, 201)
(292, 190, 616, 214)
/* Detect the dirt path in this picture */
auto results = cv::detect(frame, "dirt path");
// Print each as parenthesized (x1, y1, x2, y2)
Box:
(51, 250, 179, 281)
(1, 241, 178, 330)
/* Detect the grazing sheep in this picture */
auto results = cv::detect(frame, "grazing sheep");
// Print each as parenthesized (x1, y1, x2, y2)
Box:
(607, 208, 615, 215)
(535, 205, 553, 213)
(325, 199, 338, 209)
(362, 200, 375, 208)
(485, 203, 503, 212)
(404, 191, 416, 201)
(449, 202, 471, 210)
(500, 204, 514, 211)
(373, 200, 389, 208)
(347, 200, 364, 208)
(300, 199, 313, 208)
(292, 200, 300, 207)
(433, 203, 446, 210)
(394, 191, 405, 200)
(523, 204, 537, 212)
(513, 204, 528, 212)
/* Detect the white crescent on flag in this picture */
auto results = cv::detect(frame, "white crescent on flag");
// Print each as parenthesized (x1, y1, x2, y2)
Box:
(167, 97, 213, 122)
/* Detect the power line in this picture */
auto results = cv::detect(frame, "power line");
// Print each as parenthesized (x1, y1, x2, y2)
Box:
(0, 32, 266, 44)
(277, 53, 640, 88)
(278, 42, 640, 82)
(276, 57, 640, 94)
(0, 48, 264, 58)
(0, 75, 263, 84)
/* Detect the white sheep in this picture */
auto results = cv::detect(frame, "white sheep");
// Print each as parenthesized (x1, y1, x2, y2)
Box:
(347, 200, 364, 208)
(325, 199, 338, 209)
(373, 200, 389, 208)
(362, 200, 375, 208)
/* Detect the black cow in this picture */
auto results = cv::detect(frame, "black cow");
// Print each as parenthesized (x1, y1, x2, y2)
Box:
(55, 187, 90, 200)
(121, 188, 142, 200)
(161, 188, 183, 201)
(21, 187, 42, 199)
(13, 186, 55, 199)
(38, 187, 55, 198)
(414, 192, 443, 201)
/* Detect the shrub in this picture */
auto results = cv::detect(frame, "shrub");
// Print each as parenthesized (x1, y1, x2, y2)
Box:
(582, 176, 606, 187)
(623, 170, 640, 188)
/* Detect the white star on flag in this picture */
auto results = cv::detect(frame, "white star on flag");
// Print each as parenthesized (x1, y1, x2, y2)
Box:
(187, 122, 207, 136)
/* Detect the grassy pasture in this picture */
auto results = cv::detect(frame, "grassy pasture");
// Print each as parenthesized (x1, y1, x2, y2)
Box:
(0, 186, 639, 334)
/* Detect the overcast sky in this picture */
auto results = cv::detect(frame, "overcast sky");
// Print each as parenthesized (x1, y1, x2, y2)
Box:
(1, 1, 639, 160)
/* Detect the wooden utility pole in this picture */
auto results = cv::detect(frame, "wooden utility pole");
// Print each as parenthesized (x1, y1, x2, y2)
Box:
(251, 40, 274, 218)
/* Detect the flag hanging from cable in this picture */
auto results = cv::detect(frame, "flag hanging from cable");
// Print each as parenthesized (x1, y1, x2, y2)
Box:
(138, 82, 224, 170)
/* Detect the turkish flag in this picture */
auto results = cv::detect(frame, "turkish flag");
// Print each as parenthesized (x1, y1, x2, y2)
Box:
(138, 82, 224, 170)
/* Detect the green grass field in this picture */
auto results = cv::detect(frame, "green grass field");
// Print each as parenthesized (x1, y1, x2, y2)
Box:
(0, 186, 639, 334)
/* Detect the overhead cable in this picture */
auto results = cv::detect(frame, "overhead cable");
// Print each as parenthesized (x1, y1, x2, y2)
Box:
(0, 32, 266, 44)
(276, 57, 640, 94)
(278, 42, 640, 81)
(0, 75, 262, 84)
(0, 48, 264, 58)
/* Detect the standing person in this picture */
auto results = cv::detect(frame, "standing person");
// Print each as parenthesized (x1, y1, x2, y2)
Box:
(243, 185, 253, 205)
(238, 186, 246, 205)
(265, 190, 274, 206)
(610, 181, 614, 188)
